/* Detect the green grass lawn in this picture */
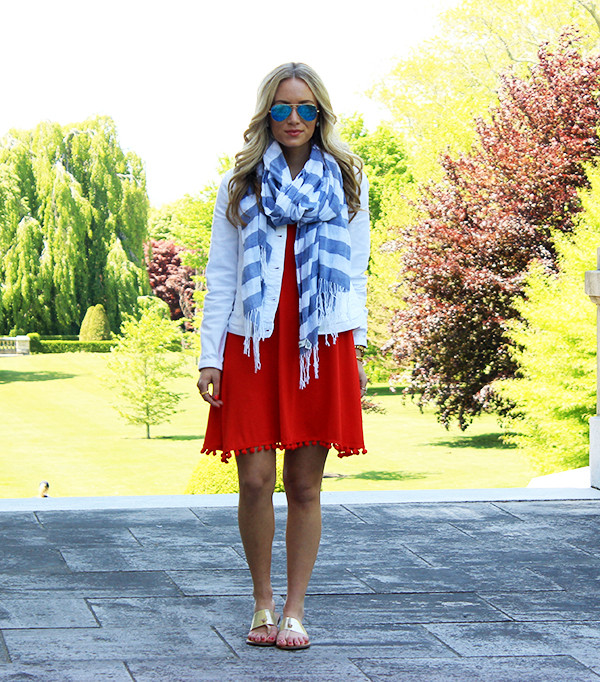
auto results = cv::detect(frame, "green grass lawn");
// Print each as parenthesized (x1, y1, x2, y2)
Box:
(0, 353, 536, 498)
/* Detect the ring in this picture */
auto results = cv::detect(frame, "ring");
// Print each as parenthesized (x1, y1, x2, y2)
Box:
(201, 391, 210, 396)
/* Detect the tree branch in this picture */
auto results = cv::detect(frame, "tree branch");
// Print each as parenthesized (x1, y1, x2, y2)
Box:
(574, 0, 600, 34)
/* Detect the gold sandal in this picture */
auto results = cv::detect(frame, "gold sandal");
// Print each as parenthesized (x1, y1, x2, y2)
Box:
(246, 608, 278, 647)
(276, 616, 311, 650)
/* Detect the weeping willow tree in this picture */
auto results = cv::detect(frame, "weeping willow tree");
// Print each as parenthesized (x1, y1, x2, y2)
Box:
(0, 116, 149, 335)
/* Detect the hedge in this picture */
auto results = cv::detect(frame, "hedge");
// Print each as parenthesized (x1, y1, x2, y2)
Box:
(27, 335, 183, 354)
(186, 452, 285, 494)
(40, 335, 79, 341)
(38, 340, 118, 353)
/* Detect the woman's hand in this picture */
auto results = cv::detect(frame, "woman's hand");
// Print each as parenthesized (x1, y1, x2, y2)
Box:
(357, 360, 368, 397)
(197, 367, 223, 408)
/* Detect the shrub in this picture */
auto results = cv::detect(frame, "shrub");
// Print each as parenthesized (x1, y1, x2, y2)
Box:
(79, 304, 111, 341)
(186, 452, 285, 494)
(136, 295, 171, 320)
(40, 340, 117, 353)
(27, 333, 42, 353)
(40, 335, 79, 341)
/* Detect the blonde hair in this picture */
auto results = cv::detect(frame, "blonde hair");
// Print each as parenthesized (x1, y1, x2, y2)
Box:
(226, 62, 363, 227)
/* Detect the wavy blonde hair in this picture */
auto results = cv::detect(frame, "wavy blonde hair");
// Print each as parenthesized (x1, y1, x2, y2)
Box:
(226, 62, 363, 227)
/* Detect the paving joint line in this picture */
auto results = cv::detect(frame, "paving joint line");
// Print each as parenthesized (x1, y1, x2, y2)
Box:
(400, 543, 435, 567)
(344, 567, 378, 593)
(418, 623, 464, 657)
(524, 566, 566, 589)
(0, 630, 11, 663)
(473, 593, 516, 622)
(126, 528, 144, 547)
(490, 501, 528, 520)
(336, 657, 376, 681)
(339, 504, 371, 523)
(564, 540, 599, 559)
(123, 660, 137, 681)
(163, 571, 190, 597)
(83, 597, 103, 627)
(447, 521, 478, 538)
(188, 508, 212, 526)
(210, 625, 240, 659)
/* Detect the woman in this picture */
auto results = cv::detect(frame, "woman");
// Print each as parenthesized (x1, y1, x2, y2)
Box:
(197, 62, 370, 650)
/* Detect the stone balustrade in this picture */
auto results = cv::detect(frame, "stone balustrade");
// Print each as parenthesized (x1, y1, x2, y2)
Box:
(0, 335, 30, 355)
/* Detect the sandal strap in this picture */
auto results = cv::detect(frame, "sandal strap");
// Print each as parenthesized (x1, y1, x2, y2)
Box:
(279, 616, 307, 636)
(250, 608, 277, 631)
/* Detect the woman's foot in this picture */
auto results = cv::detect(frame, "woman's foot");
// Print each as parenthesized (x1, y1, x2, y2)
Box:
(276, 613, 310, 650)
(246, 603, 278, 646)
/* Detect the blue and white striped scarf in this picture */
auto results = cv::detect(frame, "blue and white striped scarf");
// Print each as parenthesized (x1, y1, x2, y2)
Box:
(239, 140, 351, 388)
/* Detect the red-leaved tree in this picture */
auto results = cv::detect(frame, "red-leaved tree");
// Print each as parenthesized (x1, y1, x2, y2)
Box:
(388, 35, 600, 429)
(145, 239, 196, 325)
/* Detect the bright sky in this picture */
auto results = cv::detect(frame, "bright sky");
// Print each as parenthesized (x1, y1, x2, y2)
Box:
(1, 0, 458, 207)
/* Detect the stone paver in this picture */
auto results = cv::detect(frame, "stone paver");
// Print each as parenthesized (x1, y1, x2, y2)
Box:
(0, 496, 599, 680)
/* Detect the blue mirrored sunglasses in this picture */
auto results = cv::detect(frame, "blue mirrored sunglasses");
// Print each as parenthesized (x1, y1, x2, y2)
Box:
(270, 103, 319, 122)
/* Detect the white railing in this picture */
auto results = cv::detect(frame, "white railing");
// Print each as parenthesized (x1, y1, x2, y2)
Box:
(584, 253, 600, 488)
(0, 336, 30, 355)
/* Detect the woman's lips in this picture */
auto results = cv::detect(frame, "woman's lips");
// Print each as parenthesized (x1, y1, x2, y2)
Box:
(285, 130, 302, 137)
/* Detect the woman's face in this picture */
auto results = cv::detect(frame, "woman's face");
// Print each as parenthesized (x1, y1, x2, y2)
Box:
(269, 78, 318, 153)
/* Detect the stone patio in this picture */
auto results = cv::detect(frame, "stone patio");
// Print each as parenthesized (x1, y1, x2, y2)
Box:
(0, 488, 600, 681)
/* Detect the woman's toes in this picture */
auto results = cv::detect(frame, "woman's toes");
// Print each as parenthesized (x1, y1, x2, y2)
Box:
(249, 625, 272, 643)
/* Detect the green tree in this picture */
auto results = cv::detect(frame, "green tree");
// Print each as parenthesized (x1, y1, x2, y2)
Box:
(338, 115, 411, 225)
(2, 217, 52, 334)
(106, 307, 186, 439)
(373, 0, 600, 182)
(338, 115, 412, 378)
(148, 179, 218, 325)
(496, 166, 600, 473)
(0, 116, 149, 335)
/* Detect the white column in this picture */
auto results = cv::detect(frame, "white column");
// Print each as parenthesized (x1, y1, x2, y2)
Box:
(584, 246, 600, 489)
(14, 335, 30, 355)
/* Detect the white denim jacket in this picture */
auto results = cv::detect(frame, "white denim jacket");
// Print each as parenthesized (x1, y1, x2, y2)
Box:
(199, 169, 370, 370)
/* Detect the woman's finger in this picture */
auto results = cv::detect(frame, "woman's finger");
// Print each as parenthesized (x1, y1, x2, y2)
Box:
(197, 369, 223, 408)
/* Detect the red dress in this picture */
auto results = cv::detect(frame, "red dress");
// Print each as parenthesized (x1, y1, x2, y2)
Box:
(202, 225, 366, 463)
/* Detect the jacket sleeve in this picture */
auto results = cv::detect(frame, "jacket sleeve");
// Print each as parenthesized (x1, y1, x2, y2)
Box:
(348, 171, 370, 346)
(198, 172, 239, 370)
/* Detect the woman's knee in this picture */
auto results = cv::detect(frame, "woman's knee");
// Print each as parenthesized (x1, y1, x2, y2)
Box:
(283, 445, 327, 504)
(237, 452, 276, 498)
(283, 470, 321, 505)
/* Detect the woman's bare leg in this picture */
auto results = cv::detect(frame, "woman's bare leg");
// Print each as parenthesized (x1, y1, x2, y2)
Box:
(277, 444, 328, 648)
(236, 448, 278, 644)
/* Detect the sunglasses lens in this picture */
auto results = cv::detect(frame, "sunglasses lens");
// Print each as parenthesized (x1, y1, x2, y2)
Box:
(298, 105, 318, 122)
(270, 104, 291, 122)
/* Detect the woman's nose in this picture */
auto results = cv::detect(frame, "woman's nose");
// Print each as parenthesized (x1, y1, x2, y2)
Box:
(288, 107, 301, 123)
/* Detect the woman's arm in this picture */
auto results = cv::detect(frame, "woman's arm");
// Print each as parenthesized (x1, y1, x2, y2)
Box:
(197, 172, 239, 403)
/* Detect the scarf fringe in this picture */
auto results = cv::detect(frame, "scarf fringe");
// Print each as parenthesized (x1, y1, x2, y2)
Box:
(317, 280, 346, 323)
(299, 344, 319, 389)
(243, 308, 265, 373)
